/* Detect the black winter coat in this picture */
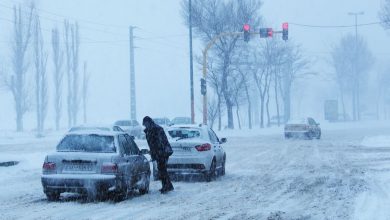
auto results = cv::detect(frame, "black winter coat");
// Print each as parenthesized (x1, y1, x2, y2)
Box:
(144, 123, 172, 161)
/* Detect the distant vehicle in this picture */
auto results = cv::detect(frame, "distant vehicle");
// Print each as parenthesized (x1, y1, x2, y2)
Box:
(284, 117, 321, 139)
(171, 117, 192, 125)
(114, 120, 144, 139)
(153, 117, 172, 127)
(153, 124, 227, 182)
(68, 124, 125, 133)
(41, 131, 150, 201)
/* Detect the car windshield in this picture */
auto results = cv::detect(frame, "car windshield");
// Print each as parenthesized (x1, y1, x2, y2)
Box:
(57, 134, 116, 153)
(168, 128, 201, 140)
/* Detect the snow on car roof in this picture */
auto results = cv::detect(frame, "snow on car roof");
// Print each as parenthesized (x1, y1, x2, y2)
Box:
(67, 130, 125, 136)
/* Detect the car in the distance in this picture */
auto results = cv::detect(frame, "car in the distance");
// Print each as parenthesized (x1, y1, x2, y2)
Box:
(153, 124, 227, 181)
(284, 117, 321, 139)
(41, 131, 150, 201)
(153, 117, 172, 127)
(171, 117, 192, 125)
(114, 120, 144, 139)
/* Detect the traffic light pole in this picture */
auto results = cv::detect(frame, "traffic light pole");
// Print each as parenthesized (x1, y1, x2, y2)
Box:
(202, 32, 242, 125)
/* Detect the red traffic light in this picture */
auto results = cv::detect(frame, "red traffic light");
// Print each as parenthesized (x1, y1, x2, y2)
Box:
(267, 28, 273, 37)
(243, 24, 250, 31)
(282, 22, 289, 30)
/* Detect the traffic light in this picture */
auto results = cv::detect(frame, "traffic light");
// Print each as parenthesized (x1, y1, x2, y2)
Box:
(259, 28, 273, 38)
(200, 78, 207, 95)
(243, 24, 250, 42)
(282, 22, 288, 41)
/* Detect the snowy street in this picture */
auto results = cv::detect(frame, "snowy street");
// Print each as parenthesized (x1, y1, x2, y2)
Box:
(1, 123, 390, 220)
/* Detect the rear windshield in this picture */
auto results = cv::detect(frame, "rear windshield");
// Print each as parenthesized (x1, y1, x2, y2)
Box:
(168, 128, 201, 139)
(57, 134, 116, 153)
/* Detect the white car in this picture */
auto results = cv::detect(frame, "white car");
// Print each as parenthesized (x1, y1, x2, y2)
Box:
(68, 124, 125, 133)
(153, 124, 227, 181)
(284, 117, 321, 139)
(114, 120, 144, 139)
(41, 131, 150, 201)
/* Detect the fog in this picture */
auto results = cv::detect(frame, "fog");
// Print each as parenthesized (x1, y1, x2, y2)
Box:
(0, 0, 389, 129)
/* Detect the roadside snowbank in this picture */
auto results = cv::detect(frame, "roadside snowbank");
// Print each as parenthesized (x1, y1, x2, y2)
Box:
(361, 135, 390, 148)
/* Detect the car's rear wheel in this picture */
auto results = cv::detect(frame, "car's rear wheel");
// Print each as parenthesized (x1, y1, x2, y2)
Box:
(139, 173, 150, 195)
(205, 159, 217, 182)
(45, 191, 60, 201)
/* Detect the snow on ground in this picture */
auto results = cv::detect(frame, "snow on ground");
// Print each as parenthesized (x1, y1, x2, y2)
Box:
(0, 122, 390, 219)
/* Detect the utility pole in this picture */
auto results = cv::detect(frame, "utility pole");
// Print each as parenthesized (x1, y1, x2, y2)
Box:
(129, 26, 137, 121)
(189, 0, 195, 124)
(348, 11, 364, 121)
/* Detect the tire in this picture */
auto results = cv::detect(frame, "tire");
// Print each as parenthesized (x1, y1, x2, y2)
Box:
(153, 166, 160, 181)
(221, 155, 226, 176)
(45, 191, 60, 201)
(316, 130, 321, 139)
(205, 159, 217, 182)
(139, 174, 150, 195)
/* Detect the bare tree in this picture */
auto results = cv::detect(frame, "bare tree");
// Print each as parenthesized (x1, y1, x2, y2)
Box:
(380, 0, 390, 29)
(331, 34, 373, 121)
(64, 20, 73, 127)
(4, 4, 34, 131)
(51, 27, 64, 131)
(82, 61, 90, 124)
(182, 0, 262, 129)
(33, 14, 48, 135)
(64, 20, 81, 127)
(207, 97, 219, 129)
(279, 43, 309, 124)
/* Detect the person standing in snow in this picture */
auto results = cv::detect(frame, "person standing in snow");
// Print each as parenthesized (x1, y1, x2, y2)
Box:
(143, 116, 174, 193)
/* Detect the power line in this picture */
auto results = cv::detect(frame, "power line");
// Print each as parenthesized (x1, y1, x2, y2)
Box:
(290, 21, 384, 28)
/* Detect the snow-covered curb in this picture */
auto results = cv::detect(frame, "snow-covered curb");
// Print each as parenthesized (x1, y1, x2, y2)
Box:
(361, 136, 390, 148)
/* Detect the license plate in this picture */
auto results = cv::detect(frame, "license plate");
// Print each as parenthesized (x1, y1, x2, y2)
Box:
(173, 147, 192, 152)
(63, 163, 93, 172)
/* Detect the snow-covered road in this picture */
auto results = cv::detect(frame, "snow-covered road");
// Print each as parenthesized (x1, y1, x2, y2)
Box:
(1, 124, 390, 220)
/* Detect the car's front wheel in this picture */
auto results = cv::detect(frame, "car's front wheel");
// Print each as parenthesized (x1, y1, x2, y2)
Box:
(45, 191, 60, 201)
(221, 155, 226, 176)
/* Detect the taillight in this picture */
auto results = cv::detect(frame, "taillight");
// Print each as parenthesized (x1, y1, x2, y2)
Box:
(101, 163, 118, 174)
(195, 143, 212, 152)
(42, 162, 56, 173)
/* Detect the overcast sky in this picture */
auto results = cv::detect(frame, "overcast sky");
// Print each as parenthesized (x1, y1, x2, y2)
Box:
(0, 0, 389, 130)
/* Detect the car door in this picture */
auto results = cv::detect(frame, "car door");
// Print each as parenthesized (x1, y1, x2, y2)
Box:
(208, 128, 223, 166)
(124, 134, 145, 180)
(117, 135, 132, 187)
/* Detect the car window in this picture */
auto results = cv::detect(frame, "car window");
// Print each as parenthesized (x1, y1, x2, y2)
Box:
(125, 134, 140, 155)
(113, 126, 123, 132)
(208, 129, 218, 143)
(57, 134, 116, 153)
(308, 118, 316, 125)
(118, 135, 131, 155)
(168, 128, 201, 139)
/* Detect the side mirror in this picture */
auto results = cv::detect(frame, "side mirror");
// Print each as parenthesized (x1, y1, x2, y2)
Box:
(220, 138, 227, 144)
(140, 149, 150, 155)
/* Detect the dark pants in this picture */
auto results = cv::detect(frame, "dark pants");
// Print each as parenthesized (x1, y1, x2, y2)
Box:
(157, 157, 173, 190)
